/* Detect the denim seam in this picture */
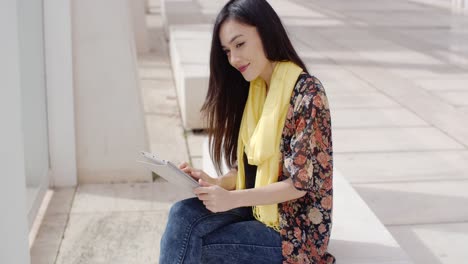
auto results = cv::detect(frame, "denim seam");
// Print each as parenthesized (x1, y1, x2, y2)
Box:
(176, 211, 249, 264)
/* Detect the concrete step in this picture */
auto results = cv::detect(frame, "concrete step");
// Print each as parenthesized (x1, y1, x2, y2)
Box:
(168, 24, 212, 129)
(160, 0, 209, 40)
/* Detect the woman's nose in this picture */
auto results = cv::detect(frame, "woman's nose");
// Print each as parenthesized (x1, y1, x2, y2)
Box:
(229, 51, 241, 65)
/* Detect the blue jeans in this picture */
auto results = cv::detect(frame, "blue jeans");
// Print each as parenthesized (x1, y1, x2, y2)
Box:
(159, 198, 282, 264)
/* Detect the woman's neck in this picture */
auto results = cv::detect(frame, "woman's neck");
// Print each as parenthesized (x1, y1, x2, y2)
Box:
(260, 61, 277, 94)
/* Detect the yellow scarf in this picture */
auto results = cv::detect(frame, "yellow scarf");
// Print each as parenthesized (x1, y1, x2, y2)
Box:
(236, 61, 303, 230)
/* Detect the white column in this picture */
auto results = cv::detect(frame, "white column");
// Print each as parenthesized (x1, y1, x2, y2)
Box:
(129, 0, 150, 54)
(452, 0, 467, 13)
(72, 0, 151, 183)
(0, 1, 32, 263)
(44, 0, 78, 187)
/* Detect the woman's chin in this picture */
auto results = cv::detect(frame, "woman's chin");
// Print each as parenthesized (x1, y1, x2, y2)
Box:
(241, 72, 258, 82)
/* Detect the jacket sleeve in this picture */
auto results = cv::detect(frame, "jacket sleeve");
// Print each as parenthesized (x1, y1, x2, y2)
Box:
(284, 78, 333, 193)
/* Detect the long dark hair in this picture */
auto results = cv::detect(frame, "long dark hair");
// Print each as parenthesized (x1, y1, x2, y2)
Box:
(201, 0, 308, 176)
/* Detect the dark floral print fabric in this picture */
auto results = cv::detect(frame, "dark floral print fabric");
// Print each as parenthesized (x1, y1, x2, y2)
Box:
(278, 73, 335, 264)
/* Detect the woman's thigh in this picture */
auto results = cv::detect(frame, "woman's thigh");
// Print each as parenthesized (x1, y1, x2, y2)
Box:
(162, 197, 254, 246)
(201, 221, 282, 264)
(165, 198, 254, 234)
(160, 198, 257, 263)
(168, 197, 253, 219)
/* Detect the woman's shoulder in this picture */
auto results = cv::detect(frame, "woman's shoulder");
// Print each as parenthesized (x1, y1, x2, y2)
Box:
(294, 72, 325, 94)
(291, 72, 327, 110)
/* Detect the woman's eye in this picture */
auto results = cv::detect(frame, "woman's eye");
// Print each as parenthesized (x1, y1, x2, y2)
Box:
(236, 42, 245, 48)
(224, 49, 230, 55)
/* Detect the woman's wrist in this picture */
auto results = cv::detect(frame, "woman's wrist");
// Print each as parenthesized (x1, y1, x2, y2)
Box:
(214, 177, 222, 186)
(230, 190, 245, 208)
(215, 169, 237, 190)
(217, 176, 231, 190)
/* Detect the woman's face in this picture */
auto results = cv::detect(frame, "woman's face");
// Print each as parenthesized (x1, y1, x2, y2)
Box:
(219, 19, 271, 82)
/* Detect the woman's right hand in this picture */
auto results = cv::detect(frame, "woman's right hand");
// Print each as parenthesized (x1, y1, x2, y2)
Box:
(178, 162, 219, 186)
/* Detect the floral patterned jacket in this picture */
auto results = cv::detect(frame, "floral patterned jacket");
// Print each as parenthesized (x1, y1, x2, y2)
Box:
(278, 73, 335, 264)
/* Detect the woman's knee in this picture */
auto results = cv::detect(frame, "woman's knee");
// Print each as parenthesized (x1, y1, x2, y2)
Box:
(168, 197, 207, 222)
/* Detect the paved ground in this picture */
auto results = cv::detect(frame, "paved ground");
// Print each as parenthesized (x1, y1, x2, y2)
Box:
(30, 0, 468, 263)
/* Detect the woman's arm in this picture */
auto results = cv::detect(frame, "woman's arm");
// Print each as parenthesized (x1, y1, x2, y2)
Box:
(193, 177, 306, 213)
(232, 178, 306, 207)
(179, 162, 237, 190)
(214, 168, 237, 190)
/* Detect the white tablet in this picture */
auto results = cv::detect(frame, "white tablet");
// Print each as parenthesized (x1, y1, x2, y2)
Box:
(138, 151, 199, 189)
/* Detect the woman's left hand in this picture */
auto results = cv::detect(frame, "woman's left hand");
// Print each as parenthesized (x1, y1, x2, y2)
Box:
(194, 179, 237, 213)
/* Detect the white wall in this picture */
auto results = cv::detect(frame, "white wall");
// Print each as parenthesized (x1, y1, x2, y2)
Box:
(0, 1, 33, 263)
(17, 0, 52, 230)
(72, 0, 151, 183)
(44, 0, 77, 187)
(129, 0, 150, 54)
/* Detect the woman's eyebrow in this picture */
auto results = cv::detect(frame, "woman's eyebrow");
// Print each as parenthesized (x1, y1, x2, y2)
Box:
(221, 34, 244, 48)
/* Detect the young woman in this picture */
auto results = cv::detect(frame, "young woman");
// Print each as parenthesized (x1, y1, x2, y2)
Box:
(159, 0, 335, 263)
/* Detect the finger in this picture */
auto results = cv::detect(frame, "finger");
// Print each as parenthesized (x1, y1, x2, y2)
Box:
(190, 170, 203, 180)
(181, 167, 192, 174)
(202, 201, 214, 212)
(193, 187, 210, 195)
(199, 179, 213, 187)
(203, 201, 213, 210)
(194, 170, 210, 182)
(196, 194, 209, 201)
(178, 162, 189, 170)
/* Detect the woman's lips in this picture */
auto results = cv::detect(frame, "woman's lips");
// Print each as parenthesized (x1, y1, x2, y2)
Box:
(238, 64, 250, 73)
